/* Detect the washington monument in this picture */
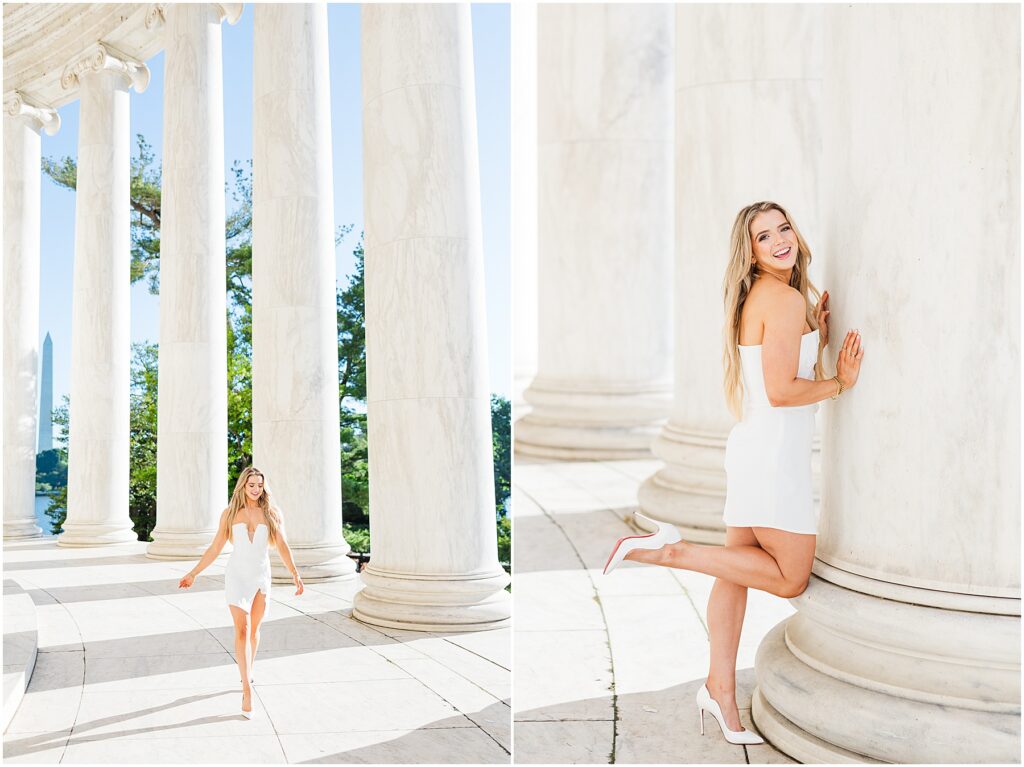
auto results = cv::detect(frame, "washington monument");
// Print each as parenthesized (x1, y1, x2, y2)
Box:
(38, 332, 52, 452)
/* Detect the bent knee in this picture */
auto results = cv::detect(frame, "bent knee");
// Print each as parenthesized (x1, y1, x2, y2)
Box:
(777, 578, 809, 599)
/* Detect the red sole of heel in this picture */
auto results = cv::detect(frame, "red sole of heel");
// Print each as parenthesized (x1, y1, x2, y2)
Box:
(602, 531, 657, 574)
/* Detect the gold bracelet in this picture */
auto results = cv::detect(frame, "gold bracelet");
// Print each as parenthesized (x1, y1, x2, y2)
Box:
(831, 375, 845, 400)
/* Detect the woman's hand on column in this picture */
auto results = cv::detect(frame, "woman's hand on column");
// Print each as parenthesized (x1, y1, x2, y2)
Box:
(836, 329, 864, 389)
(292, 571, 304, 596)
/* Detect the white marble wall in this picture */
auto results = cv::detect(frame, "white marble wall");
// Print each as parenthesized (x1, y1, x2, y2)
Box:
(753, 5, 1021, 762)
(252, 3, 354, 581)
(148, 3, 236, 560)
(516, 3, 674, 459)
(2, 96, 57, 539)
(354, 3, 510, 631)
(637, 4, 823, 542)
(59, 51, 147, 547)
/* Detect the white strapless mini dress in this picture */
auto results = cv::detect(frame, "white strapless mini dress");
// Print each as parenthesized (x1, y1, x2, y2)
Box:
(722, 329, 820, 534)
(225, 522, 271, 614)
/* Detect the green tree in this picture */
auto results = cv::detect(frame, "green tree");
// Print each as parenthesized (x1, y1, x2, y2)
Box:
(491, 394, 511, 515)
(43, 398, 70, 535)
(128, 343, 159, 539)
(35, 449, 67, 494)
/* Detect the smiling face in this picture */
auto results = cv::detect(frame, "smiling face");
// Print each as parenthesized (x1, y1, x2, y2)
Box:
(749, 208, 798, 279)
(244, 474, 264, 503)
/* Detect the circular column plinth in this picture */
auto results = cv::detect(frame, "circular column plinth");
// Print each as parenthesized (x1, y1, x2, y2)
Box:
(3, 520, 43, 540)
(145, 529, 216, 560)
(353, 566, 511, 632)
(57, 521, 137, 547)
(271, 542, 356, 583)
(753, 575, 1021, 763)
(516, 379, 671, 460)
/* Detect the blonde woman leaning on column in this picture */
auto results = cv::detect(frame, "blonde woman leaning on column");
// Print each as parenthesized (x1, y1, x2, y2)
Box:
(178, 467, 305, 718)
(602, 201, 864, 745)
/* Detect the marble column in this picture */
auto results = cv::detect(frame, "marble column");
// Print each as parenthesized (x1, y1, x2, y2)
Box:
(515, 4, 674, 460)
(753, 6, 1021, 762)
(148, 3, 241, 560)
(58, 45, 149, 547)
(252, 3, 355, 582)
(637, 5, 823, 543)
(511, 2, 538, 415)
(3, 93, 59, 539)
(353, 3, 511, 631)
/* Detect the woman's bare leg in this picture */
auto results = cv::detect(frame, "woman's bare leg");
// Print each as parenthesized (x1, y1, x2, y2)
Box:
(705, 526, 757, 732)
(626, 526, 816, 598)
(230, 605, 253, 712)
(249, 590, 267, 677)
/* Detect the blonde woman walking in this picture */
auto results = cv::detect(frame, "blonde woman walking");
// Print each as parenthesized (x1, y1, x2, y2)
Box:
(603, 201, 864, 745)
(178, 467, 304, 718)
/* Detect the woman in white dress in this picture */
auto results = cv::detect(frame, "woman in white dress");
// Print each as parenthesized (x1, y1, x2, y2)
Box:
(602, 201, 865, 745)
(178, 467, 304, 717)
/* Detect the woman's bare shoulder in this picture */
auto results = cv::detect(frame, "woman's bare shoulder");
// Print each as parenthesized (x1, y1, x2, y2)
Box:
(742, 280, 805, 342)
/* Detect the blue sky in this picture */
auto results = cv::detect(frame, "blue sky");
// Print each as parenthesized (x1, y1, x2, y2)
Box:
(37, 3, 510, 421)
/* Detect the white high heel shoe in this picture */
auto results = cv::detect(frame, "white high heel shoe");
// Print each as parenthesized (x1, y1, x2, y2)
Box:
(602, 512, 682, 575)
(696, 684, 764, 745)
(241, 690, 255, 720)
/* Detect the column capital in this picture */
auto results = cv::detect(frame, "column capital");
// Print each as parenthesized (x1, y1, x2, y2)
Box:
(3, 91, 61, 135)
(215, 4, 244, 25)
(60, 42, 150, 94)
(144, 4, 165, 29)
(148, 4, 242, 28)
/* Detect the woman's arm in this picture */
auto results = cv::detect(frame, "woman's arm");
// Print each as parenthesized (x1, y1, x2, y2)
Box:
(275, 526, 305, 595)
(179, 509, 229, 587)
(761, 288, 860, 407)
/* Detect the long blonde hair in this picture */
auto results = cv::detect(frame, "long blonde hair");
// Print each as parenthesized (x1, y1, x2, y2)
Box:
(722, 201, 825, 421)
(224, 466, 283, 546)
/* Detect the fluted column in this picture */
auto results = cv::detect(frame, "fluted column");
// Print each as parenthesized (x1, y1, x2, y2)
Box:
(58, 46, 149, 547)
(753, 6, 1021, 762)
(515, 4, 673, 460)
(511, 2, 538, 414)
(3, 93, 59, 539)
(147, 3, 241, 560)
(637, 5, 823, 542)
(252, 4, 355, 582)
(353, 3, 511, 631)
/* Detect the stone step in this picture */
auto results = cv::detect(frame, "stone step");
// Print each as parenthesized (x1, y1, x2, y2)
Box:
(2, 579, 38, 733)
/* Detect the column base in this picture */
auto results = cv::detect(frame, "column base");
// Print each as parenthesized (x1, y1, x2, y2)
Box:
(353, 565, 511, 632)
(145, 529, 217, 560)
(516, 376, 671, 459)
(57, 520, 137, 547)
(640, 422, 728, 542)
(636, 472, 725, 545)
(271, 540, 357, 583)
(753, 576, 1021, 763)
(3, 520, 43, 540)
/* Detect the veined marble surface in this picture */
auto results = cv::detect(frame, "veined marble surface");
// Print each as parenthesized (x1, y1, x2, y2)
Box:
(61, 65, 140, 546)
(2, 110, 45, 539)
(356, 4, 509, 631)
(149, 4, 230, 559)
(251, 4, 352, 581)
(519, 4, 673, 458)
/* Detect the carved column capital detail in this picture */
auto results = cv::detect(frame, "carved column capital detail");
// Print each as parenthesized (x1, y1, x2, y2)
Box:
(3, 91, 61, 135)
(215, 3, 244, 25)
(60, 42, 151, 93)
(144, 4, 165, 30)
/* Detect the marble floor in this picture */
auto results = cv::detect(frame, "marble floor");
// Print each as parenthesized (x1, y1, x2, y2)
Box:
(2, 537, 510, 764)
(513, 457, 798, 765)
